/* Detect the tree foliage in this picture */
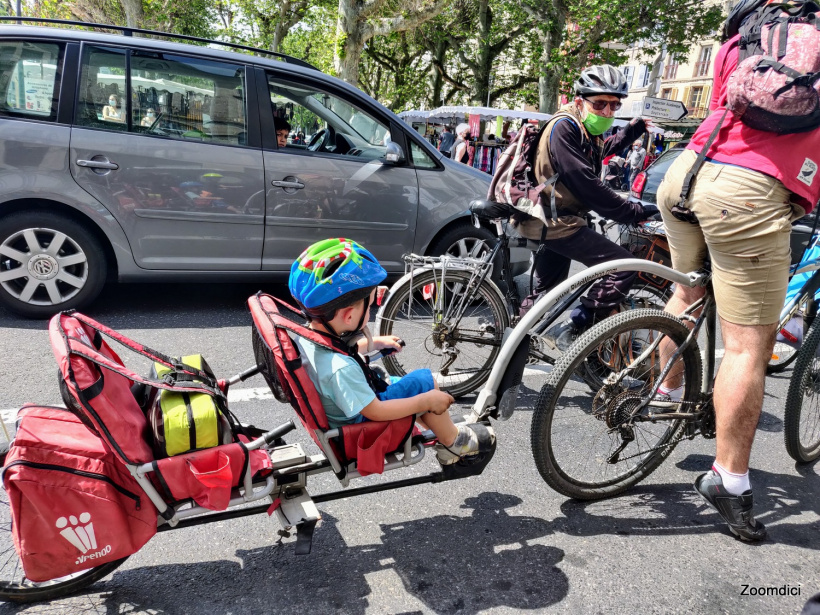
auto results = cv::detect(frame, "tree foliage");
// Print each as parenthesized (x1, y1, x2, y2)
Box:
(18, 0, 725, 115)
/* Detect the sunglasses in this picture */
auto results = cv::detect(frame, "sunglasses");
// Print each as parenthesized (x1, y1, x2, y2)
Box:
(584, 99, 622, 111)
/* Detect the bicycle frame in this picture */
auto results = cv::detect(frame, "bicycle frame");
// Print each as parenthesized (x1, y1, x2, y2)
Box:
(777, 258, 820, 331)
(469, 258, 708, 421)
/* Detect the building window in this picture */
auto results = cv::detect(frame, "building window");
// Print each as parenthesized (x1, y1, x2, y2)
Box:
(661, 88, 676, 99)
(695, 46, 712, 77)
(638, 65, 651, 88)
(687, 86, 709, 118)
(622, 65, 634, 88)
(663, 54, 679, 80)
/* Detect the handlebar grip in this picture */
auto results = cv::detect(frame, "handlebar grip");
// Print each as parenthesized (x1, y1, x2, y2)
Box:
(377, 339, 406, 358)
(263, 420, 296, 445)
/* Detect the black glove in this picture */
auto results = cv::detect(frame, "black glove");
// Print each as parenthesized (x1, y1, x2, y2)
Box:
(639, 203, 661, 220)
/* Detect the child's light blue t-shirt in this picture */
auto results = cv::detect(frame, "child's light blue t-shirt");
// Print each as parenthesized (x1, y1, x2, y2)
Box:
(296, 337, 376, 428)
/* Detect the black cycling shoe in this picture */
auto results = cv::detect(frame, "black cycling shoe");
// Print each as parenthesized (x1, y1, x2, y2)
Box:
(694, 470, 767, 542)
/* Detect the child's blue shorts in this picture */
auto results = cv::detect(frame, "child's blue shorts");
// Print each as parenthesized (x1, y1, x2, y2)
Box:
(376, 368, 436, 401)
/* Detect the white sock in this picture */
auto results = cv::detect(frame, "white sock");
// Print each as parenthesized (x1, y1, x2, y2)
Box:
(713, 461, 750, 495)
(657, 384, 683, 401)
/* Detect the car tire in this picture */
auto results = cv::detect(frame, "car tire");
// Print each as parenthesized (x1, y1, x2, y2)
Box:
(428, 222, 508, 290)
(0, 211, 107, 319)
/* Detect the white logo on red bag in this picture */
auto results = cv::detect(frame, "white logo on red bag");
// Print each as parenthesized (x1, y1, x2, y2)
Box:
(57, 513, 96, 553)
(56, 513, 113, 565)
(798, 158, 818, 187)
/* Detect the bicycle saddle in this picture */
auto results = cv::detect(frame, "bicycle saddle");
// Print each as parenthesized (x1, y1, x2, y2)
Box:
(469, 199, 517, 220)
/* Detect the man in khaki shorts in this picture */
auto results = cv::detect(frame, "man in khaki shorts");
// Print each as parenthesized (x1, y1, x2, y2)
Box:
(657, 34, 820, 542)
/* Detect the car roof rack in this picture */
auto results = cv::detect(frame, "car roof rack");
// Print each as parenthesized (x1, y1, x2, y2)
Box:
(0, 16, 319, 71)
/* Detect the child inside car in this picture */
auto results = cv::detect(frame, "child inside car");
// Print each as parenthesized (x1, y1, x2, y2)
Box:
(288, 238, 483, 465)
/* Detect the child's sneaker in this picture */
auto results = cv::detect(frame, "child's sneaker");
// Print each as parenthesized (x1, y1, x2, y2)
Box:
(436, 425, 480, 465)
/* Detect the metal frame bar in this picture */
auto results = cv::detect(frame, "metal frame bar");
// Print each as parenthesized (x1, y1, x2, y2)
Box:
(468, 258, 706, 419)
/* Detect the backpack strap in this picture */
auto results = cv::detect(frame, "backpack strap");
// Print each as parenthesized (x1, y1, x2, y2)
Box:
(539, 113, 584, 221)
(673, 108, 729, 223)
(68, 312, 216, 385)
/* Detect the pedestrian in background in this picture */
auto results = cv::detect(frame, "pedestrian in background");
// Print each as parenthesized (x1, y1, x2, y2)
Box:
(627, 139, 646, 190)
(438, 125, 455, 158)
(452, 123, 471, 165)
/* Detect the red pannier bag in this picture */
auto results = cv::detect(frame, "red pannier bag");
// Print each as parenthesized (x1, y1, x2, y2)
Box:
(2, 405, 157, 582)
(248, 293, 415, 477)
(151, 440, 271, 511)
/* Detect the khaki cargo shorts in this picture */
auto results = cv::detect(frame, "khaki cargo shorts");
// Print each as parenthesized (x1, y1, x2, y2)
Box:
(657, 148, 804, 326)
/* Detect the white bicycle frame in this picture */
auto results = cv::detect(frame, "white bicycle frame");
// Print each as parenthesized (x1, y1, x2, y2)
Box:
(468, 258, 708, 420)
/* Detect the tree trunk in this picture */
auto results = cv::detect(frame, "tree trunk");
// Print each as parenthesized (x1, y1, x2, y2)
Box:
(335, 0, 363, 84)
(120, 0, 143, 29)
(537, 15, 565, 114)
(429, 39, 447, 108)
(272, 4, 289, 53)
(471, 0, 492, 105)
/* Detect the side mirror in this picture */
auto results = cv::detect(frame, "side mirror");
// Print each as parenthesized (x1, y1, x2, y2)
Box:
(384, 141, 405, 164)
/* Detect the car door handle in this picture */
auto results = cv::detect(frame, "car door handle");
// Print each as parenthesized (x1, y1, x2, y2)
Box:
(77, 159, 119, 170)
(271, 179, 305, 190)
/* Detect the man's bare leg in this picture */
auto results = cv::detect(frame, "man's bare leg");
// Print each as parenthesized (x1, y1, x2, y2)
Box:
(713, 318, 776, 473)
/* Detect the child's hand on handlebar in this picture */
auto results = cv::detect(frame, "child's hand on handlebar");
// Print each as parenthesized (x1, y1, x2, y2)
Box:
(371, 335, 404, 353)
(426, 390, 455, 414)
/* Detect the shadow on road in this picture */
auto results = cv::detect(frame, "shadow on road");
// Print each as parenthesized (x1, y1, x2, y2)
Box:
(0, 492, 567, 615)
(549, 453, 819, 547)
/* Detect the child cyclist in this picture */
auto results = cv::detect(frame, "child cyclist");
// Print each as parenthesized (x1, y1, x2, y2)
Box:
(288, 238, 483, 465)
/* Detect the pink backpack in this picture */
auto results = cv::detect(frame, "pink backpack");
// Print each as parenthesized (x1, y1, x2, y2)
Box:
(727, 1, 820, 133)
(488, 124, 558, 226)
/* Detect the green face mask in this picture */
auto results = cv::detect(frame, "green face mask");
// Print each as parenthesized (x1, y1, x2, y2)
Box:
(582, 112, 614, 136)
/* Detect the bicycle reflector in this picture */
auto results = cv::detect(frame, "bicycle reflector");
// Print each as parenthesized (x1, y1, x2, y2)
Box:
(631, 171, 647, 199)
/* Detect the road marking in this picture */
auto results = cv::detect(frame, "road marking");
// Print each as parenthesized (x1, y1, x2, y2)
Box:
(1, 385, 278, 419)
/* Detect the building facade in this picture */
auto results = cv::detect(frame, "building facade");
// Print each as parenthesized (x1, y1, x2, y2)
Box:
(613, 0, 731, 142)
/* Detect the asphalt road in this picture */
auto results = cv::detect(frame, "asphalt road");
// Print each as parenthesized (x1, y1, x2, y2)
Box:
(0, 280, 818, 615)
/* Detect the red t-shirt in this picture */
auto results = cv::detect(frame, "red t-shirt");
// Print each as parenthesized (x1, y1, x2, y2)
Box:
(687, 35, 820, 212)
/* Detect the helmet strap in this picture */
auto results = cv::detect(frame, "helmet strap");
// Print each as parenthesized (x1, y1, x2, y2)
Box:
(339, 294, 374, 351)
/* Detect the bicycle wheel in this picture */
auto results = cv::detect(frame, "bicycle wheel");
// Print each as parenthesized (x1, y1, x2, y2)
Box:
(376, 268, 510, 398)
(0, 462, 127, 602)
(768, 341, 800, 374)
(531, 309, 703, 500)
(784, 315, 820, 463)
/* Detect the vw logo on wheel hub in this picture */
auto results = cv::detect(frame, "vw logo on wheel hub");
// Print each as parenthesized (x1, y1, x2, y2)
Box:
(28, 255, 59, 280)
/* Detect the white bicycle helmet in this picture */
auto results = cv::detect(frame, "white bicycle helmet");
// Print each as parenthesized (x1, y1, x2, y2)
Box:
(575, 65, 629, 99)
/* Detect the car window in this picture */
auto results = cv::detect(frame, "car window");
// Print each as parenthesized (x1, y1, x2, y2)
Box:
(131, 52, 246, 145)
(77, 46, 247, 146)
(410, 142, 437, 169)
(645, 149, 682, 192)
(76, 46, 128, 131)
(0, 41, 63, 121)
(266, 74, 391, 162)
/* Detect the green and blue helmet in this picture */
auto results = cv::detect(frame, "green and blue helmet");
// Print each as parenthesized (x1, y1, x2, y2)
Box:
(288, 238, 387, 317)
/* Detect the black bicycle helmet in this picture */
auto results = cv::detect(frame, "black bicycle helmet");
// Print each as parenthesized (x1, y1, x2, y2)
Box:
(574, 65, 629, 99)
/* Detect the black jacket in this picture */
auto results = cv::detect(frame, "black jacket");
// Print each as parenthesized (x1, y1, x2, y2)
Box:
(549, 118, 647, 224)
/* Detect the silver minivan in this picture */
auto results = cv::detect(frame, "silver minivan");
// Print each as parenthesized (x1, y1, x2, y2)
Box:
(0, 22, 512, 318)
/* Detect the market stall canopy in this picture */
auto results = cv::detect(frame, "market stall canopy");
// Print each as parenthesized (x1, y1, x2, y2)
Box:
(399, 106, 553, 123)
(399, 106, 664, 135)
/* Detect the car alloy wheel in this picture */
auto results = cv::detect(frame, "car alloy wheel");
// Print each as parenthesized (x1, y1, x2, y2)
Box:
(0, 227, 90, 307)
